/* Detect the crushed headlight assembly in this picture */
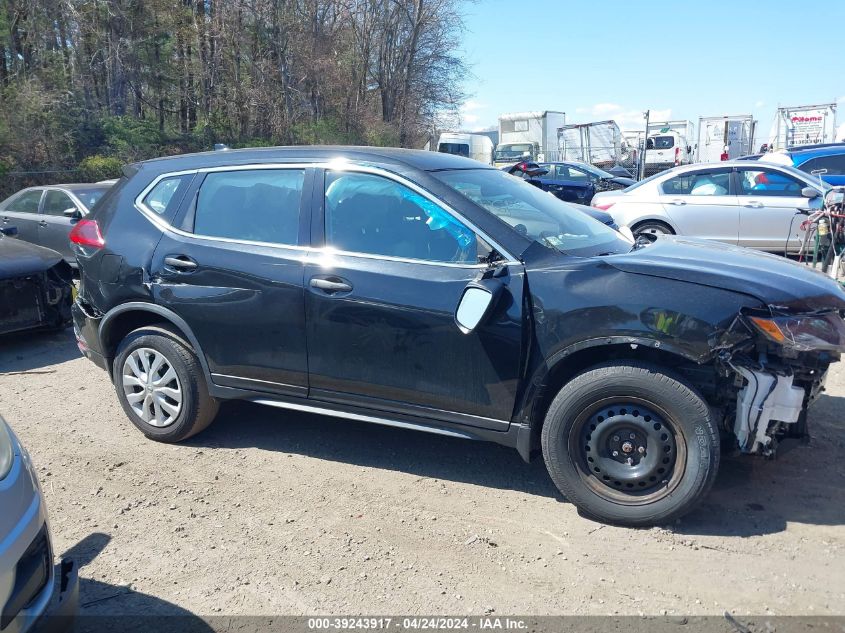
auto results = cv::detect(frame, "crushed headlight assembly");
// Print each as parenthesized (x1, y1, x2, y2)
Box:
(0, 417, 14, 481)
(747, 312, 845, 352)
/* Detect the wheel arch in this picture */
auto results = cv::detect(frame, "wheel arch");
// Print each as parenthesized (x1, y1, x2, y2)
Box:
(518, 339, 708, 458)
(630, 217, 676, 234)
(98, 302, 212, 383)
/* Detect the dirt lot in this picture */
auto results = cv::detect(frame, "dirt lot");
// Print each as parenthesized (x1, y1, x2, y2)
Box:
(0, 329, 843, 618)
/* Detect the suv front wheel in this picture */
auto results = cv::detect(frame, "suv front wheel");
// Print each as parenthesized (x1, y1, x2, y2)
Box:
(541, 362, 719, 526)
(113, 327, 219, 442)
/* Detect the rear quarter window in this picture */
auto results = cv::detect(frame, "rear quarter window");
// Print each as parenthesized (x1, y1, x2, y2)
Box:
(141, 175, 194, 221)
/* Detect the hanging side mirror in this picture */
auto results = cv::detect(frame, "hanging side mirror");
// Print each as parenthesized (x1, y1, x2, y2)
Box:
(454, 270, 507, 334)
(0, 226, 19, 237)
(63, 207, 81, 218)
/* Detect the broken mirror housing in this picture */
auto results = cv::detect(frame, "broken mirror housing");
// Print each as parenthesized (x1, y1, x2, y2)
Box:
(746, 312, 845, 353)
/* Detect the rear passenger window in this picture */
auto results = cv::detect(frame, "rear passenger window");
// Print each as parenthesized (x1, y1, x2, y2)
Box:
(193, 169, 303, 245)
(661, 170, 731, 196)
(144, 175, 192, 219)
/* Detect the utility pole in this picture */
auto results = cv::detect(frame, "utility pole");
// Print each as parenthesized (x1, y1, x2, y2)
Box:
(639, 109, 650, 180)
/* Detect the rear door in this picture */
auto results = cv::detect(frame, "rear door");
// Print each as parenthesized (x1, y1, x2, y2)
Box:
(303, 166, 525, 429)
(39, 189, 81, 262)
(0, 189, 43, 243)
(657, 167, 739, 244)
(149, 165, 313, 396)
(735, 166, 811, 251)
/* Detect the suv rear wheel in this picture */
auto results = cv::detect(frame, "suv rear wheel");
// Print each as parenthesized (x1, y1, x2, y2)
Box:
(541, 362, 719, 526)
(113, 327, 219, 442)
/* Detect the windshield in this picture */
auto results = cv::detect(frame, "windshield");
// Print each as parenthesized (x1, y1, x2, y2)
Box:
(433, 169, 631, 257)
(494, 144, 534, 161)
(546, 162, 616, 179)
(619, 170, 663, 192)
(438, 142, 470, 157)
(74, 186, 110, 209)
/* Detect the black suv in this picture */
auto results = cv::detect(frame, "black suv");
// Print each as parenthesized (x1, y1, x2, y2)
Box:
(71, 147, 845, 526)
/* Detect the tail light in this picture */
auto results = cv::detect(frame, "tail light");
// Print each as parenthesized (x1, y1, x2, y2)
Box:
(593, 201, 616, 211)
(69, 219, 105, 249)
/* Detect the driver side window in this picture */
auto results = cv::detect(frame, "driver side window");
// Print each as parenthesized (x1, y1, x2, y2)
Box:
(324, 171, 485, 264)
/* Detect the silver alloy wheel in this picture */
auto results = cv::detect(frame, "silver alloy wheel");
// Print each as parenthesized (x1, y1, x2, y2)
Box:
(121, 347, 183, 427)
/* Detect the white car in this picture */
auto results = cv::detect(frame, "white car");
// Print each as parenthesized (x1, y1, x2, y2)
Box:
(591, 161, 827, 252)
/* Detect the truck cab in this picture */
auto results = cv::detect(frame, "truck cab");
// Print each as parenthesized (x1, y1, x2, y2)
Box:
(493, 142, 539, 167)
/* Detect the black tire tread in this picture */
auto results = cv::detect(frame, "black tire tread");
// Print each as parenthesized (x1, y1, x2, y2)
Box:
(113, 326, 219, 442)
(541, 361, 719, 526)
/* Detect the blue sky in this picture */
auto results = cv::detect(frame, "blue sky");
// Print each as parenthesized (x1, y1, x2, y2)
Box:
(457, 0, 845, 137)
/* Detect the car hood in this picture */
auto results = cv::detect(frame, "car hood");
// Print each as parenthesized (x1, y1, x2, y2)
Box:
(0, 237, 64, 279)
(606, 236, 845, 312)
(607, 176, 636, 187)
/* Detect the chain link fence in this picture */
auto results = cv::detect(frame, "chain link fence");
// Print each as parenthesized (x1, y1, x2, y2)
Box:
(0, 170, 84, 200)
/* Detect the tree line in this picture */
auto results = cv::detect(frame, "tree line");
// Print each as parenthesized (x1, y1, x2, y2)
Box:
(0, 0, 468, 191)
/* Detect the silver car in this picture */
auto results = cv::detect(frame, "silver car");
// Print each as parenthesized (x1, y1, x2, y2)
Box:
(591, 160, 827, 252)
(0, 184, 112, 267)
(0, 415, 77, 633)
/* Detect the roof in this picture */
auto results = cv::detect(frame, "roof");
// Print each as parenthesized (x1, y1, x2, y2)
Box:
(135, 145, 493, 174)
(51, 183, 113, 191)
(783, 144, 845, 161)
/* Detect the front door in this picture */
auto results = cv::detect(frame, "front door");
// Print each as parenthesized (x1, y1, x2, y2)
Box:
(149, 166, 312, 396)
(734, 166, 811, 252)
(304, 168, 525, 429)
(40, 189, 80, 262)
(1, 189, 43, 243)
(658, 167, 739, 244)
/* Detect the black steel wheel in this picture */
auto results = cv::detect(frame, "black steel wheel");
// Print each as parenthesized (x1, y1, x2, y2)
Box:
(542, 362, 719, 526)
(573, 398, 684, 504)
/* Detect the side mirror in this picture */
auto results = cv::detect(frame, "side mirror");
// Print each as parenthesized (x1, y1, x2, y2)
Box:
(0, 226, 18, 237)
(63, 207, 81, 218)
(454, 272, 506, 334)
(801, 187, 820, 199)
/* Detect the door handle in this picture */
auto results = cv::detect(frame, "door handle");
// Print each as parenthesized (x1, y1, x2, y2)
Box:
(38, 220, 48, 227)
(2, 217, 9, 223)
(743, 202, 764, 208)
(670, 199, 686, 205)
(310, 277, 352, 293)
(163, 255, 198, 271)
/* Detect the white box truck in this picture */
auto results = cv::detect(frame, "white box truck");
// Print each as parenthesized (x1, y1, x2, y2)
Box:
(557, 120, 622, 168)
(644, 120, 695, 174)
(436, 132, 494, 165)
(696, 115, 756, 162)
(493, 111, 566, 167)
(769, 103, 837, 150)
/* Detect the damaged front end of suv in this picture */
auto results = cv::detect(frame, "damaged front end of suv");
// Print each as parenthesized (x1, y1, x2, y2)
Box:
(715, 308, 845, 457)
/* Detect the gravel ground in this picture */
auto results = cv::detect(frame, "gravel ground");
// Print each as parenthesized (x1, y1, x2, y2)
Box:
(0, 328, 843, 618)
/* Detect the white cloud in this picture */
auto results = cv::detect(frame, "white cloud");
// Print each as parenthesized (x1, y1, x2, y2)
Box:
(462, 113, 480, 125)
(592, 103, 623, 115)
(755, 100, 765, 108)
(837, 95, 845, 103)
(460, 100, 486, 113)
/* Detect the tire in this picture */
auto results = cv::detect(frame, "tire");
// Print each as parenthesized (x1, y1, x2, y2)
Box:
(632, 221, 674, 238)
(113, 326, 219, 442)
(541, 362, 719, 527)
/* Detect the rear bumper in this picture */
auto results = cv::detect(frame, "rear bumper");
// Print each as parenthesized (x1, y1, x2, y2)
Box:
(71, 301, 107, 372)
